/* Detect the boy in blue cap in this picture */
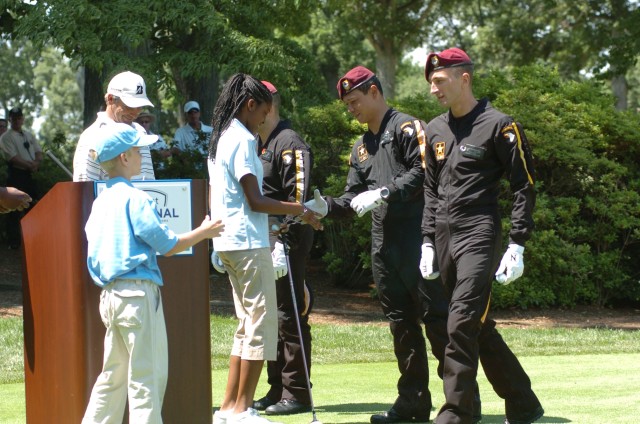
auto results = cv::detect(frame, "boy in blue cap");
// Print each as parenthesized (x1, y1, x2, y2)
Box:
(82, 123, 224, 423)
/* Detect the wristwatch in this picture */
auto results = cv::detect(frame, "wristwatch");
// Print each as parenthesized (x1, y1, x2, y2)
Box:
(380, 186, 390, 201)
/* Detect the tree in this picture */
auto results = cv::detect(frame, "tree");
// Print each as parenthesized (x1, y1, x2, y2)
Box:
(33, 48, 83, 149)
(3, 0, 326, 130)
(429, 0, 640, 110)
(323, 0, 444, 99)
(0, 37, 41, 119)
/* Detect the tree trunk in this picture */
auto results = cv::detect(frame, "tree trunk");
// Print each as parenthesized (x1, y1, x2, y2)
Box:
(82, 67, 106, 129)
(186, 72, 219, 127)
(611, 74, 628, 111)
(374, 48, 398, 100)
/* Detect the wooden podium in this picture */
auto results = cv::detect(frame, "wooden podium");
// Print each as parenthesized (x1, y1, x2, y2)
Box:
(21, 180, 212, 423)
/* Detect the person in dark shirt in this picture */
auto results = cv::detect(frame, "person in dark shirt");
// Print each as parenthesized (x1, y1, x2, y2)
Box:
(251, 80, 322, 416)
(326, 66, 477, 424)
(421, 47, 543, 424)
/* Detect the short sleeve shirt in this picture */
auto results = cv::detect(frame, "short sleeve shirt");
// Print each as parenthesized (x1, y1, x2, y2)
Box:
(85, 177, 178, 287)
(209, 118, 268, 251)
(73, 112, 155, 181)
(0, 129, 42, 163)
(172, 122, 213, 156)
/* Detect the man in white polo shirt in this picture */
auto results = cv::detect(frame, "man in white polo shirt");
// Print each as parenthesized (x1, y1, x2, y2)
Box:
(73, 71, 156, 181)
(171, 100, 213, 157)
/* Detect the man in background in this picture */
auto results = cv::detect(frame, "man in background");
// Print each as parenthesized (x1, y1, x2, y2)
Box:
(73, 71, 155, 181)
(0, 107, 42, 249)
(172, 100, 212, 156)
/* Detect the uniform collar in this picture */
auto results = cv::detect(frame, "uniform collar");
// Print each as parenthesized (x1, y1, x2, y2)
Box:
(448, 98, 489, 124)
(259, 119, 292, 150)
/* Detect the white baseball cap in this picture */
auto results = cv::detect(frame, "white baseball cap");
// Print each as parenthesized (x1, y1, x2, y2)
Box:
(93, 123, 158, 163)
(107, 71, 154, 108)
(184, 100, 200, 113)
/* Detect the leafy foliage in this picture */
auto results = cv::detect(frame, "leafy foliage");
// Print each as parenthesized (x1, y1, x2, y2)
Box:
(477, 66, 640, 307)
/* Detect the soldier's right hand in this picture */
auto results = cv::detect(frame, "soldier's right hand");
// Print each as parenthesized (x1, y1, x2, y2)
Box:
(419, 243, 440, 280)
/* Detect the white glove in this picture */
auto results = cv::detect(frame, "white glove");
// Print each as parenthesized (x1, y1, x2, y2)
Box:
(419, 243, 440, 280)
(350, 188, 384, 217)
(272, 241, 288, 279)
(211, 251, 226, 274)
(304, 189, 328, 217)
(495, 244, 525, 285)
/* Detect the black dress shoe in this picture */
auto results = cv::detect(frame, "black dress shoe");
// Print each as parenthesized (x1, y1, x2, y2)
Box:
(370, 408, 429, 424)
(504, 405, 544, 424)
(252, 396, 277, 411)
(265, 399, 311, 415)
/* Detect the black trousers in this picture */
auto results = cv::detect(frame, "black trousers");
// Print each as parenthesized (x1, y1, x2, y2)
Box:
(434, 212, 541, 424)
(5, 167, 37, 247)
(265, 224, 314, 404)
(372, 214, 450, 418)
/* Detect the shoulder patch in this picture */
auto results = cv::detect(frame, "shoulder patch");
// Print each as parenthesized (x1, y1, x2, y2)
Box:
(500, 124, 517, 144)
(400, 121, 415, 137)
(281, 149, 293, 165)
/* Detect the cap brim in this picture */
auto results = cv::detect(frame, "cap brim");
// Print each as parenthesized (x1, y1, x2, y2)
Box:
(137, 133, 159, 147)
(121, 97, 154, 108)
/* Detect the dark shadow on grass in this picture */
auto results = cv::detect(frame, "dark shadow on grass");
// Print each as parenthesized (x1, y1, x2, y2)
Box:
(474, 415, 569, 424)
(308, 405, 569, 424)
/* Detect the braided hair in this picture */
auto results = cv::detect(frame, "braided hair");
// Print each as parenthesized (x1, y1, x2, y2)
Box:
(209, 73, 272, 158)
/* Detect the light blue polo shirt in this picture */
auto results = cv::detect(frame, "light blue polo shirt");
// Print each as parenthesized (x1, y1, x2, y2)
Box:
(209, 118, 269, 252)
(85, 177, 179, 287)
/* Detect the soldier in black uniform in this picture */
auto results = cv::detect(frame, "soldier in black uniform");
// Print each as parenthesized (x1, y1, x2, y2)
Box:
(327, 66, 473, 424)
(252, 81, 320, 416)
(420, 48, 544, 424)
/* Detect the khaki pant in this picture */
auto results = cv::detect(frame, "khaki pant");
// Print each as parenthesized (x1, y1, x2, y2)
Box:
(220, 248, 278, 361)
(82, 279, 168, 424)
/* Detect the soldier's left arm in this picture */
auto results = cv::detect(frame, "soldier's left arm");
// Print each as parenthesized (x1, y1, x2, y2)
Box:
(495, 120, 536, 245)
(384, 119, 427, 202)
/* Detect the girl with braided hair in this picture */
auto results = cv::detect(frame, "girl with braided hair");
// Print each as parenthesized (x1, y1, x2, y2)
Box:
(208, 73, 321, 424)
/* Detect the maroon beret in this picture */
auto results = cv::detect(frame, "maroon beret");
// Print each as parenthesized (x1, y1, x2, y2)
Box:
(337, 66, 375, 99)
(261, 80, 278, 94)
(425, 48, 473, 82)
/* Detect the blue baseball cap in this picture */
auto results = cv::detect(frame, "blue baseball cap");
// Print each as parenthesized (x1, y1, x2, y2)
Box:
(93, 123, 158, 163)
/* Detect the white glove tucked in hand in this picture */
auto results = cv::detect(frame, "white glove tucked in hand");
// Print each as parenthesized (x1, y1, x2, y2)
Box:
(351, 188, 385, 217)
(211, 251, 226, 274)
(272, 241, 288, 280)
(419, 243, 440, 280)
(495, 244, 525, 285)
(304, 189, 328, 217)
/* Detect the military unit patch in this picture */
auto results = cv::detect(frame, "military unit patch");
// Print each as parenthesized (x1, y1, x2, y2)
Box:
(282, 152, 293, 165)
(357, 144, 369, 162)
(260, 149, 273, 162)
(401, 121, 415, 137)
(501, 124, 517, 144)
(435, 141, 446, 160)
(380, 130, 393, 146)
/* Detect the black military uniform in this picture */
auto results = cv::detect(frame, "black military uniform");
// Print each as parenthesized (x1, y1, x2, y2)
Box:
(327, 107, 451, 421)
(258, 119, 315, 407)
(422, 98, 542, 423)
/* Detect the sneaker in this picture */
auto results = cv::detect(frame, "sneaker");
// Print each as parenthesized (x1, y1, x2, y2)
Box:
(214, 409, 231, 424)
(229, 408, 283, 424)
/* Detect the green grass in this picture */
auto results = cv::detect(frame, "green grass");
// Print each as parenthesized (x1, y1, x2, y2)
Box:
(3, 315, 640, 423)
